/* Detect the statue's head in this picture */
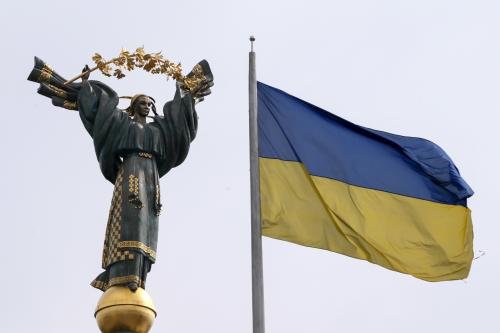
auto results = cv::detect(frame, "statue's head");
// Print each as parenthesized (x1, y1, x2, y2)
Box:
(125, 94, 157, 119)
(132, 95, 152, 117)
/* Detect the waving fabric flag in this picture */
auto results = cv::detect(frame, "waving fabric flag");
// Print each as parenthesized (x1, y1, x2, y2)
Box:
(258, 82, 474, 281)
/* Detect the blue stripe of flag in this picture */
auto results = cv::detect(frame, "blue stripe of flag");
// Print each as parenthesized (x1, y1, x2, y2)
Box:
(257, 82, 473, 206)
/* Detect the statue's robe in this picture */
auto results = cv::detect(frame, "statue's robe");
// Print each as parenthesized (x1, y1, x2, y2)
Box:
(77, 80, 198, 291)
(77, 81, 197, 290)
(28, 58, 199, 291)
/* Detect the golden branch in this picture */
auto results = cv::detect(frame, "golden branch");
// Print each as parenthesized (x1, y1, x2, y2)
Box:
(64, 47, 206, 92)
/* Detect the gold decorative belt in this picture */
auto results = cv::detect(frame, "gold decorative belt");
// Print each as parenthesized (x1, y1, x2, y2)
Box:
(138, 152, 153, 159)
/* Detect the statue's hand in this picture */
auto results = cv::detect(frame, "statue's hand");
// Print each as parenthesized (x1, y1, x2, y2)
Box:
(177, 79, 214, 104)
(192, 79, 214, 104)
(81, 65, 91, 81)
(176, 81, 187, 98)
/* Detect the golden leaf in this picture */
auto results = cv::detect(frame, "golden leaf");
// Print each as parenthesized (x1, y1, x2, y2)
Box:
(100, 64, 112, 77)
(113, 69, 126, 79)
(92, 53, 103, 63)
(126, 57, 136, 71)
(143, 59, 156, 72)
(136, 47, 145, 57)
(172, 72, 182, 81)
(113, 56, 126, 66)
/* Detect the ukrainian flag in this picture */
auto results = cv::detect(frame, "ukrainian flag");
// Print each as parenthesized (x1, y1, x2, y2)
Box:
(258, 82, 474, 281)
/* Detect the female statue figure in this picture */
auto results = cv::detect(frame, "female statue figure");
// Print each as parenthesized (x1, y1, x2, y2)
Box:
(28, 58, 213, 292)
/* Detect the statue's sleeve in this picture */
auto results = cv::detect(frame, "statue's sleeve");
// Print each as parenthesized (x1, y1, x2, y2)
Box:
(154, 86, 198, 178)
(78, 80, 130, 184)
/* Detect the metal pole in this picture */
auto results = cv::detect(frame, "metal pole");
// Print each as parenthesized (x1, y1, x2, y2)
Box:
(249, 35, 265, 333)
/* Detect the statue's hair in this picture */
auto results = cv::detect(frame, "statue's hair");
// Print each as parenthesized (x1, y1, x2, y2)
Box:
(121, 94, 157, 118)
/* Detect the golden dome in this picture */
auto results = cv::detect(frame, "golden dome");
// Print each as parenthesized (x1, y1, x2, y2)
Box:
(95, 286, 156, 333)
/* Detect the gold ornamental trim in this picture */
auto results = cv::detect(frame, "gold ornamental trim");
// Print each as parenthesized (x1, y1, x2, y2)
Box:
(108, 275, 141, 287)
(63, 100, 77, 110)
(128, 174, 139, 195)
(91, 280, 108, 291)
(39, 64, 53, 83)
(93, 275, 146, 290)
(102, 167, 124, 268)
(138, 152, 153, 159)
(48, 84, 68, 98)
(118, 241, 157, 259)
(107, 250, 135, 266)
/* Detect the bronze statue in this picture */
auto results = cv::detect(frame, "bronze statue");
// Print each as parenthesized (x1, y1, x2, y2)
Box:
(28, 53, 213, 332)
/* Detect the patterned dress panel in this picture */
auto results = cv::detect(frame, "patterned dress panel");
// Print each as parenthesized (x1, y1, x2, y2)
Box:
(101, 167, 135, 268)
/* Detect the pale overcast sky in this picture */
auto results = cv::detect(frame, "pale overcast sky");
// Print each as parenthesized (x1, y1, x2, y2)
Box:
(1, 1, 499, 332)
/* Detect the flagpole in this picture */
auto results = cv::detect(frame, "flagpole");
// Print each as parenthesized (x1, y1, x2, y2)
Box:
(249, 35, 265, 333)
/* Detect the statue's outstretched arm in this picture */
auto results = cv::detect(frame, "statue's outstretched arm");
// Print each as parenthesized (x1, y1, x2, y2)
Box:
(27, 57, 81, 111)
